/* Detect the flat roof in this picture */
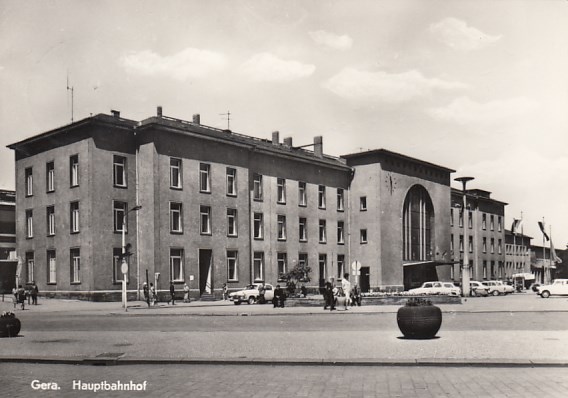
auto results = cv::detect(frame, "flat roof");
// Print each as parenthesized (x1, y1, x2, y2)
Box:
(342, 148, 455, 173)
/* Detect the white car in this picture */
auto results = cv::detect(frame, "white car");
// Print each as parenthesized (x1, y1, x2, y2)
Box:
(229, 283, 275, 305)
(469, 281, 490, 297)
(537, 279, 568, 298)
(485, 280, 514, 296)
(408, 281, 461, 296)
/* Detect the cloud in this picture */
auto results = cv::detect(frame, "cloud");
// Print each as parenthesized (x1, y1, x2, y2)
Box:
(309, 30, 353, 50)
(240, 52, 315, 82)
(430, 17, 501, 51)
(120, 48, 226, 80)
(324, 68, 467, 103)
(428, 96, 539, 126)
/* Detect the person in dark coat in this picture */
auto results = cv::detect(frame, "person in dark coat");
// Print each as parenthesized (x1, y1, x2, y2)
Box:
(169, 282, 176, 305)
(273, 285, 285, 308)
(143, 282, 150, 307)
(31, 282, 39, 305)
(323, 280, 336, 311)
(300, 285, 307, 298)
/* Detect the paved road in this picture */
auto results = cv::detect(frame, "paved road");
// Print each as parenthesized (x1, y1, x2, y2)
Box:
(2, 363, 568, 398)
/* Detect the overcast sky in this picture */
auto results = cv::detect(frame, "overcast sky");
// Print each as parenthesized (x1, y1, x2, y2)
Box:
(1, 0, 567, 246)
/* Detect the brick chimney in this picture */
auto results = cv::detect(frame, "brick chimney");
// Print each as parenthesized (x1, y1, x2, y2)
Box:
(157, 106, 163, 117)
(111, 110, 120, 118)
(313, 136, 323, 158)
(193, 114, 201, 124)
(272, 131, 280, 145)
(283, 137, 293, 147)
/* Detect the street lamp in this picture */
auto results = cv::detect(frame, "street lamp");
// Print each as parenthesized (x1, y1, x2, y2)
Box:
(122, 205, 142, 312)
(455, 177, 474, 297)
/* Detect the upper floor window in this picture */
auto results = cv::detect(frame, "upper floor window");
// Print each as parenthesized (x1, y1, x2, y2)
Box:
(482, 237, 487, 253)
(25, 168, 33, 196)
(337, 221, 345, 244)
(227, 208, 238, 237)
(70, 155, 79, 187)
(498, 216, 502, 232)
(337, 189, 344, 211)
(299, 217, 307, 242)
(253, 252, 264, 281)
(253, 212, 263, 239)
(298, 181, 307, 207)
(277, 215, 286, 241)
(200, 206, 211, 235)
(468, 236, 473, 253)
(227, 250, 238, 281)
(47, 206, 55, 236)
(482, 213, 487, 230)
(468, 211, 472, 229)
(113, 155, 127, 187)
(200, 163, 211, 193)
(170, 158, 182, 189)
(318, 185, 326, 209)
(25, 209, 33, 238)
(113, 201, 128, 233)
(170, 202, 183, 233)
(319, 220, 327, 243)
(70, 201, 80, 233)
(459, 235, 464, 252)
(46, 162, 55, 193)
(498, 239, 502, 254)
(360, 229, 368, 244)
(458, 209, 463, 228)
(253, 174, 263, 201)
(360, 196, 367, 211)
(277, 178, 286, 204)
(490, 238, 495, 254)
(450, 208, 454, 227)
(490, 215, 494, 231)
(226, 168, 237, 196)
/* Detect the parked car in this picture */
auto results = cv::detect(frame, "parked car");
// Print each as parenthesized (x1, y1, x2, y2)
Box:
(537, 279, 568, 298)
(408, 281, 461, 296)
(469, 281, 490, 297)
(485, 280, 514, 296)
(229, 283, 274, 305)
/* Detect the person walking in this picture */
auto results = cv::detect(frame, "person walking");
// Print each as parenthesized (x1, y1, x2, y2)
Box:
(31, 282, 39, 305)
(17, 285, 26, 310)
(169, 281, 176, 305)
(12, 287, 17, 309)
(341, 273, 352, 310)
(222, 283, 228, 300)
(183, 283, 190, 303)
(143, 282, 150, 307)
(258, 283, 266, 304)
(149, 283, 157, 306)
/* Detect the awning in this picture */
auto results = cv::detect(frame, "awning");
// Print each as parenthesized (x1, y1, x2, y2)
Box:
(402, 260, 459, 267)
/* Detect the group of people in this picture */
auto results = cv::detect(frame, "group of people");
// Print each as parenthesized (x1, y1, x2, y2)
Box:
(142, 281, 191, 307)
(12, 283, 39, 310)
(323, 274, 362, 311)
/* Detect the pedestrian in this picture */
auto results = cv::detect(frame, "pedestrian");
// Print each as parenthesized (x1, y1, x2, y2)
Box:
(222, 283, 228, 300)
(169, 281, 176, 305)
(26, 286, 31, 305)
(12, 287, 17, 309)
(149, 283, 157, 306)
(323, 280, 335, 311)
(183, 283, 190, 303)
(273, 284, 285, 308)
(17, 285, 26, 310)
(31, 282, 39, 305)
(258, 283, 266, 304)
(342, 273, 352, 310)
(301, 285, 307, 298)
(352, 284, 362, 307)
(143, 282, 150, 307)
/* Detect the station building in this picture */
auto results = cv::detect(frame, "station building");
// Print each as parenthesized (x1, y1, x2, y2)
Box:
(8, 109, 455, 300)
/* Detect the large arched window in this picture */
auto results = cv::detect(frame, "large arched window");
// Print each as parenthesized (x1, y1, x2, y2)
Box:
(402, 185, 434, 261)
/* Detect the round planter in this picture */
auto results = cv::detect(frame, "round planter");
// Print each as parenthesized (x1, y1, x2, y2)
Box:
(0, 317, 21, 338)
(396, 305, 442, 339)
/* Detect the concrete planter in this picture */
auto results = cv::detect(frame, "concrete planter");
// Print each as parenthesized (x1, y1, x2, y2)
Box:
(0, 317, 21, 338)
(397, 303, 442, 339)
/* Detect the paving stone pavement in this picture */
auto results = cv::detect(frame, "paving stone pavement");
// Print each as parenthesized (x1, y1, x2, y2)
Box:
(2, 363, 568, 398)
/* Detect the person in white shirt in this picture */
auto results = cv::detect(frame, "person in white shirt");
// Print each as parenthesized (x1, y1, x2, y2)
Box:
(341, 273, 352, 309)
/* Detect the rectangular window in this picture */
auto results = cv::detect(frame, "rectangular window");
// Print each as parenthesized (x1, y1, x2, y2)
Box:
(226, 168, 237, 196)
(113, 155, 127, 187)
(47, 206, 55, 236)
(200, 163, 211, 192)
(299, 217, 307, 242)
(26, 252, 34, 284)
(337, 255, 345, 279)
(468, 236, 473, 253)
(483, 261, 487, 279)
(170, 202, 183, 233)
(298, 182, 307, 206)
(482, 237, 487, 253)
(337, 189, 344, 211)
(253, 252, 264, 281)
(170, 248, 184, 282)
(227, 250, 238, 281)
(490, 238, 495, 254)
(450, 208, 454, 227)
(170, 158, 182, 189)
(70, 202, 80, 233)
(70, 155, 79, 187)
(26, 209, 33, 238)
(113, 247, 129, 283)
(498, 216, 502, 232)
(459, 235, 464, 252)
(459, 210, 463, 228)
(277, 215, 286, 241)
(277, 252, 287, 279)
(113, 201, 127, 233)
(200, 206, 211, 235)
(360, 196, 367, 211)
(253, 212, 263, 239)
(46, 162, 55, 193)
(360, 229, 368, 244)
(498, 239, 502, 254)
(227, 208, 238, 237)
(70, 248, 80, 283)
(337, 221, 344, 244)
(319, 219, 327, 243)
(490, 215, 494, 231)
(468, 211, 472, 229)
(25, 167, 33, 196)
(299, 253, 308, 280)
(319, 254, 327, 281)
(277, 178, 286, 204)
(450, 235, 454, 254)
(318, 185, 326, 209)
(47, 250, 56, 284)
(253, 174, 263, 201)
(482, 213, 487, 230)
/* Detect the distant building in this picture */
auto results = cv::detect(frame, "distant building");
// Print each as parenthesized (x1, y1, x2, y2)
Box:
(0, 189, 16, 293)
(531, 244, 566, 284)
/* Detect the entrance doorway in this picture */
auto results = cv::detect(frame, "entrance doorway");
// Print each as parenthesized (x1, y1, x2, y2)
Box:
(199, 249, 213, 295)
(360, 267, 370, 293)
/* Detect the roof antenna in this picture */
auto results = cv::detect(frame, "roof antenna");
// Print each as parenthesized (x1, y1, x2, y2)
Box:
(220, 110, 231, 130)
(66, 72, 74, 123)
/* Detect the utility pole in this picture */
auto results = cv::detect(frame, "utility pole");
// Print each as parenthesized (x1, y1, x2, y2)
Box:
(455, 177, 474, 297)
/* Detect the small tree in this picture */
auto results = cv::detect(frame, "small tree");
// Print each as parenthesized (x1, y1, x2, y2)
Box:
(281, 262, 311, 296)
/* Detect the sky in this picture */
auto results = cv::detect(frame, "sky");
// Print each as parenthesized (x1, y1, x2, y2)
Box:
(1, 0, 567, 246)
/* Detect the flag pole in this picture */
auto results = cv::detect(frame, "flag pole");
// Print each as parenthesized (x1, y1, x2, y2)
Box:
(542, 217, 546, 284)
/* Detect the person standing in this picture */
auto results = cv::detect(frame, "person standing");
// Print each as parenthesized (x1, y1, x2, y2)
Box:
(143, 282, 150, 307)
(31, 282, 39, 305)
(273, 285, 285, 308)
(323, 280, 335, 311)
(169, 281, 176, 305)
(149, 283, 156, 306)
(17, 285, 25, 310)
(183, 283, 190, 303)
(222, 283, 228, 300)
(341, 273, 352, 310)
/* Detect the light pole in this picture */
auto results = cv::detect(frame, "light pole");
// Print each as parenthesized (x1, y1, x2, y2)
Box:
(122, 205, 142, 311)
(455, 177, 474, 297)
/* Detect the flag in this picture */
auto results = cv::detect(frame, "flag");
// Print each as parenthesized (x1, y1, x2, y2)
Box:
(538, 221, 550, 241)
(511, 219, 523, 235)
(551, 242, 563, 264)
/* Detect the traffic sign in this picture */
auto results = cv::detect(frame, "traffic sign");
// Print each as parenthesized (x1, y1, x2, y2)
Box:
(351, 261, 361, 272)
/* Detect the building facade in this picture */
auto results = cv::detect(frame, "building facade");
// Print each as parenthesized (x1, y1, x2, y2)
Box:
(9, 109, 458, 299)
(0, 189, 17, 293)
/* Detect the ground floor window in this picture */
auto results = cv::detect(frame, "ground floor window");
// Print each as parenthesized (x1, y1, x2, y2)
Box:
(170, 248, 184, 282)
(337, 255, 345, 279)
(47, 250, 56, 284)
(26, 252, 34, 284)
(227, 250, 238, 281)
(277, 252, 287, 280)
(113, 247, 129, 283)
(253, 252, 264, 281)
(70, 248, 80, 283)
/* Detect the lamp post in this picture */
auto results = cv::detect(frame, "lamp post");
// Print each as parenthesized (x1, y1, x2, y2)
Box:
(122, 205, 142, 311)
(455, 177, 474, 297)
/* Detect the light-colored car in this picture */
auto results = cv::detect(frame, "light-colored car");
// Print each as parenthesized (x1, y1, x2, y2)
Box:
(229, 283, 274, 305)
(408, 281, 461, 296)
(469, 281, 490, 297)
(537, 279, 568, 298)
(485, 280, 514, 296)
